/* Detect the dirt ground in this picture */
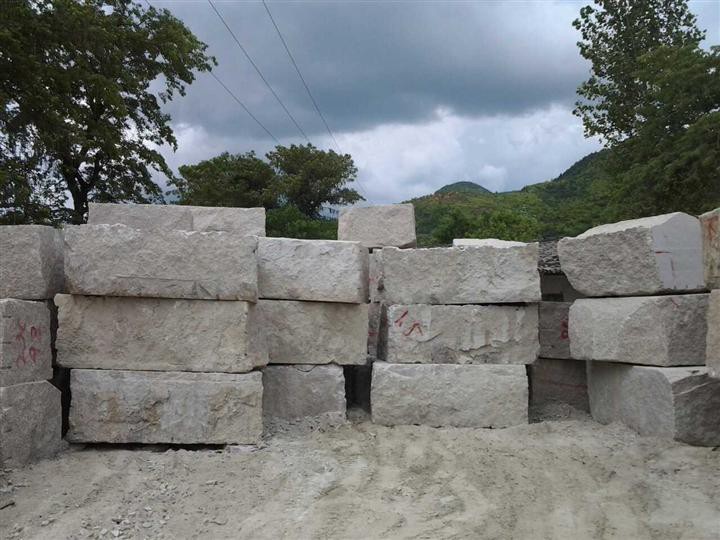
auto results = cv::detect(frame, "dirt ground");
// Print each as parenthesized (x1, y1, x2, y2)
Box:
(1, 415, 719, 540)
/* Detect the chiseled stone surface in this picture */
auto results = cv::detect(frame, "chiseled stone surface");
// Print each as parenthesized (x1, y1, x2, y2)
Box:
(558, 212, 704, 297)
(0, 381, 62, 467)
(369, 250, 384, 303)
(55, 295, 267, 373)
(367, 302, 383, 358)
(530, 358, 588, 412)
(587, 362, 720, 446)
(0, 225, 64, 300)
(68, 370, 263, 444)
(570, 294, 709, 366)
(381, 304, 538, 365)
(539, 302, 572, 360)
(258, 300, 368, 366)
(64, 224, 258, 300)
(258, 237, 368, 303)
(0, 299, 52, 386)
(338, 204, 416, 248)
(371, 362, 528, 428)
(700, 208, 719, 289)
(380, 243, 540, 305)
(452, 238, 526, 248)
(707, 290, 720, 378)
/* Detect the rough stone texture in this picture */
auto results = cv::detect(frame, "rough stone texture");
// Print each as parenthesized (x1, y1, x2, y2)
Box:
(369, 250, 384, 303)
(257, 237, 368, 303)
(530, 358, 588, 412)
(258, 300, 368, 366)
(558, 212, 704, 297)
(538, 240, 562, 275)
(0, 225, 64, 300)
(570, 294, 709, 366)
(262, 365, 346, 426)
(0, 381, 62, 467)
(367, 302, 383, 358)
(68, 370, 263, 444)
(371, 362, 528, 428)
(380, 244, 541, 305)
(452, 238, 526, 248)
(88, 203, 266, 236)
(64, 224, 258, 300)
(55, 294, 267, 373)
(700, 208, 719, 289)
(381, 304, 538, 365)
(707, 290, 720, 378)
(587, 362, 720, 446)
(338, 204, 416, 248)
(539, 302, 572, 360)
(0, 299, 52, 386)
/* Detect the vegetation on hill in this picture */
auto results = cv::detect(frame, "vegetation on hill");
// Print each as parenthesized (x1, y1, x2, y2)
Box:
(435, 182, 492, 195)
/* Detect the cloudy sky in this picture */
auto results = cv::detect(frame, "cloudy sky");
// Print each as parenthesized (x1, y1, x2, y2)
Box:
(153, 0, 719, 204)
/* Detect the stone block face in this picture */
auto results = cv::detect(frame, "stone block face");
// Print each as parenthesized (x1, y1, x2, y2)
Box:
(68, 370, 263, 444)
(262, 365, 346, 425)
(258, 300, 368, 366)
(338, 204, 416, 248)
(369, 251, 384, 303)
(530, 358, 588, 411)
(380, 244, 541, 305)
(0, 299, 53, 386)
(64, 224, 258, 301)
(257, 237, 368, 303)
(558, 212, 704, 297)
(381, 304, 538, 365)
(539, 302, 572, 359)
(452, 238, 526, 248)
(570, 294, 709, 366)
(371, 362, 528, 428)
(0, 381, 62, 467)
(55, 294, 267, 373)
(587, 363, 720, 446)
(0, 225, 64, 300)
(707, 290, 720, 378)
(367, 302, 383, 358)
(700, 208, 719, 289)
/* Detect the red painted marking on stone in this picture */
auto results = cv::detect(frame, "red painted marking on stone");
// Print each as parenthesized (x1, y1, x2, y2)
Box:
(403, 322, 423, 337)
(394, 310, 409, 327)
(560, 319, 569, 340)
(30, 326, 42, 341)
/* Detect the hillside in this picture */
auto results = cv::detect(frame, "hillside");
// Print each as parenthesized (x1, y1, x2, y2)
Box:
(435, 181, 492, 195)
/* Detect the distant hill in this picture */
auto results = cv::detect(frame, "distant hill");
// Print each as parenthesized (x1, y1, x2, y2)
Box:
(435, 181, 492, 195)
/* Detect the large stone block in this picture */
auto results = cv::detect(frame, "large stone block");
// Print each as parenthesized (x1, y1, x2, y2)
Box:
(0, 299, 52, 386)
(381, 304, 538, 364)
(558, 212, 704, 297)
(0, 381, 62, 467)
(700, 208, 719, 289)
(587, 362, 720, 446)
(258, 300, 368, 365)
(55, 295, 267, 373)
(257, 237, 368, 303)
(64, 224, 258, 300)
(452, 238, 526, 248)
(539, 302, 572, 359)
(379, 243, 540, 305)
(707, 290, 720, 378)
(369, 250, 384, 303)
(371, 362, 528, 428)
(530, 358, 588, 411)
(68, 370, 263, 444)
(570, 294, 709, 366)
(337, 204, 416, 248)
(0, 225, 64, 300)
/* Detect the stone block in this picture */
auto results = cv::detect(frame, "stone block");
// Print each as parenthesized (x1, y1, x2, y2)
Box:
(381, 304, 538, 364)
(380, 243, 540, 304)
(371, 362, 528, 428)
(539, 302, 572, 359)
(55, 294, 267, 373)
(570, 294, 709, 366)
(367, 302, 383, 358)
(587, 362, 720, 446)
(452, 238, 526, 247)
(0, 381, 62, 467)
(530, 358, 588, 411)
(338, 204, 416, 248)
(68, 370, 263, 444)
(0, 299, 53, 386)
(64, 224, 258, 300)
(257, 237, 368, 303)
(369, 250, 384, 303)
(707, 290, 720, 378)
(700, 208, 719, 289)
(258, 300, 368, 366)
(0, 225, 64, 300)
(558, 212, 704, 297)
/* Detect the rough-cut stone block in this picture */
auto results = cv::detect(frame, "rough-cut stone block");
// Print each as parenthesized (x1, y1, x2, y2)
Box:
(707, 290, 720, 378)
(587, 362, 720, 446)
(570, 294, 709, 366)
(371, 362, 528, 428)
(257, 237, 368, 303)
(539, 302, 572, 359)
(0, 381, 62, 467)
(381, 304, 538, 364)
(0, 225, 64, 300)
(338, 204, 416, 248)
(258, 300, 368, 365)
(55, 295, 267, 373)
(530, 358, 588, 411)
(558, 212, 704, 297)
(700, 208, 719, 289)
(380, 244, 540, 305)
(369, 250, 384, 303)
(68, 370, 263, 444)
(367, 302, 382, 358)
(0, 299, 52, 386)
(64, 224, 258, 300)
(262, 365, 346, 425)
(452, 238, 526, 248)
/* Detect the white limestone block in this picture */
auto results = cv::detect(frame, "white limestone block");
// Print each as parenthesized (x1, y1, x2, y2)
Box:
(0, 299, 52, 386)
(338, 204, 416, 248)
(453, 238, 526, 247)
(530, 358, 588, 412)
(707, 290, 720, 378)
(539, 302, 572, 360)
(700, 208, 719, 289)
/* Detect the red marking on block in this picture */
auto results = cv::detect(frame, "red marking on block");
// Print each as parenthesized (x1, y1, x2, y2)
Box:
(394, 310, 409, 327)
(560, 319, 569, 340)
(403, 322, 423, 337)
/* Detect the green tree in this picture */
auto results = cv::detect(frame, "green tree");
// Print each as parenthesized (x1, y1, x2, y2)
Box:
(432, 208, 475, 245)
(265, 205, 337, 240)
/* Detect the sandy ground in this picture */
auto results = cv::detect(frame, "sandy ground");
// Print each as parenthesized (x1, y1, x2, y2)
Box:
(1, 415, 719, 540)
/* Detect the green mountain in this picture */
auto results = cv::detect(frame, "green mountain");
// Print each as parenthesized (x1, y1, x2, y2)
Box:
(435, 181, 492, 195)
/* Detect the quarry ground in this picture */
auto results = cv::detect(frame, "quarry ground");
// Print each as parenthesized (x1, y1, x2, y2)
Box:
(1, 413, 719, 540)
